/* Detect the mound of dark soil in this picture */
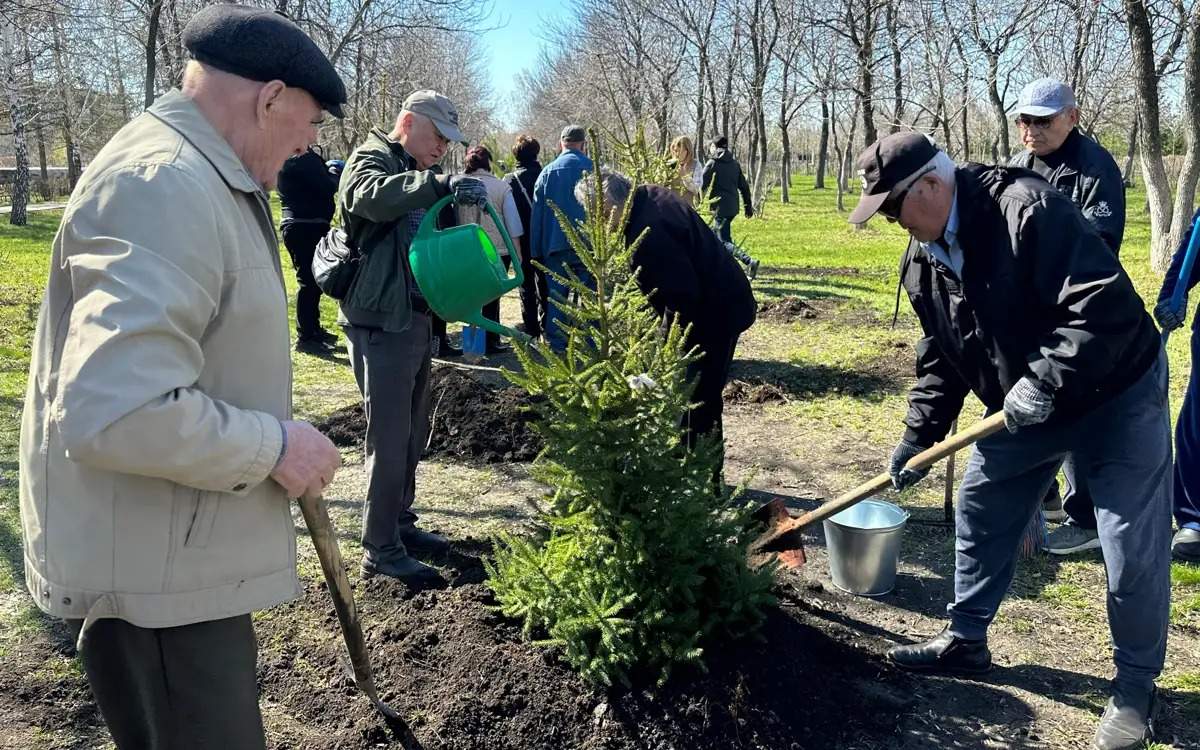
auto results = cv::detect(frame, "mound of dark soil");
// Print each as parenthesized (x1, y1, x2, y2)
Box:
(313, 368, 542, 463)
(723, 378, 789, 404)
(256, 540, 916, 750)
(757, 296, 818, 322)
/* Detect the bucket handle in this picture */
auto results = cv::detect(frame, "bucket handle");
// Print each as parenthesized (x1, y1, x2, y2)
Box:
(417, 193, 525, 290)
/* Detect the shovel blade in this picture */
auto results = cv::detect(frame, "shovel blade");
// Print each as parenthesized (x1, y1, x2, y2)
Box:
(748, 497, 808, 569)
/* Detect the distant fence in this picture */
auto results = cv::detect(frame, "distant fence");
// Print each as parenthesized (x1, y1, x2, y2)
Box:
(0, 166, 73, 203)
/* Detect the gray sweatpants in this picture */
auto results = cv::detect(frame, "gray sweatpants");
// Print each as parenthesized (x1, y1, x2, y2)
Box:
(343, 312, 432, 559)
(947, 350, 1173, 693)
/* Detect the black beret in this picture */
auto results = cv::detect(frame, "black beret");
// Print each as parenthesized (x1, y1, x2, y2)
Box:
(183, 4, 347, 118)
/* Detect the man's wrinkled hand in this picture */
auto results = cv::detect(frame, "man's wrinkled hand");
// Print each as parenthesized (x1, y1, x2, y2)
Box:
(1002, 377, 1054, 434)
(270, 420, 341, 500)
(889, 438, 930, 490)
(448, 175, 488, 207)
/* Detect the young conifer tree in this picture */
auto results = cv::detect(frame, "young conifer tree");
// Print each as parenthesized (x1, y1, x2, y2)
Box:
(486, 135, 775, 688)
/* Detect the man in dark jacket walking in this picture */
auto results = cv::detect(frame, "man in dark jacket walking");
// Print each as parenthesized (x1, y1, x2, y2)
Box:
(278, 146, 340, 353)
(577, 170, 755, 455)
(852, 133, 1170, 750)
(701, 136, 753, 243)
(1007, 78, 1127, 552)
(337, 90, 487, 586)
(504, 134, 549, 338)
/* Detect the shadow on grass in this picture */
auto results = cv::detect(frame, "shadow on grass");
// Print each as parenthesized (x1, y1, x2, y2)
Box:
(729, 357, 904, 399)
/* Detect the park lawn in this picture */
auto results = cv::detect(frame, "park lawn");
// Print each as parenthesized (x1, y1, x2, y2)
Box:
(0, 174, 1195, 747)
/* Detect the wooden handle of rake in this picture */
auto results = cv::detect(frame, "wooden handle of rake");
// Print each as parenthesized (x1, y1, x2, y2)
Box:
(297, 494, 409, 728)
(753, 412, 1007, 551)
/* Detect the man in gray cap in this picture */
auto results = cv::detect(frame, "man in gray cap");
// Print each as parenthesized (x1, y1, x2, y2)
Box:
(1008, 77, 1127, 553)
(853, 132, 1171, 750)
(336, 89, 487, 585)
(19, 4, 344, 747)
(530, 124, 594, 351)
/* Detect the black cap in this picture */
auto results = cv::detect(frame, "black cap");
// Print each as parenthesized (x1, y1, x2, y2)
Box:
(848, 132, 939, 223)
(183, 4, 347, 118)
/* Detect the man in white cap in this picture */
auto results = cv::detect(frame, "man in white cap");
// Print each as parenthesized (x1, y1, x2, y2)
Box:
(20, 4, 345, 746)
(336, 90, 487, 585)
(853, 132, 1171, 750)
(1008, 77, 1126, 555)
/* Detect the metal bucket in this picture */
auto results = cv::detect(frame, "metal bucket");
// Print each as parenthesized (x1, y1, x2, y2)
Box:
(823, 498, 909, 597)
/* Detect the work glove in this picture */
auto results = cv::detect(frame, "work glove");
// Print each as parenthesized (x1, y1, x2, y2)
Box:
(1154, 297, 1187, 332)
(1003, 376, 1054, 433)
(744, 205, 754, 219)
(889, 438, 930, 491)
(447, 175, 488, 207)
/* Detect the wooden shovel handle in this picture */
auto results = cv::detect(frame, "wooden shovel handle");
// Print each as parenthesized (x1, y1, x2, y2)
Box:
(778, 412, 1007, 536)
(296, 494, 380, 699)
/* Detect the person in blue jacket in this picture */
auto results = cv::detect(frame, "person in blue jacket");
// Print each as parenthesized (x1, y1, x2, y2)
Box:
(529, 125, 594, 352)
(1154, 211, 1200, 562)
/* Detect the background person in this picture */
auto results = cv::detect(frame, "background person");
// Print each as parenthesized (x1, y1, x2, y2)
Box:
(277, 144, 340, 353)
(702, 135, 753, 243)
(504, 134, 549, 338)
(668, 135, 704, 204)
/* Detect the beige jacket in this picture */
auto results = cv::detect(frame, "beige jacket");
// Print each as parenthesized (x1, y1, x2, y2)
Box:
(20, 90, 299, 632)
(457, 169, 523, 257)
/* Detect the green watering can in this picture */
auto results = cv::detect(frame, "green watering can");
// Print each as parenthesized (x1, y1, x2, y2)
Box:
(409, 194, 529, 342)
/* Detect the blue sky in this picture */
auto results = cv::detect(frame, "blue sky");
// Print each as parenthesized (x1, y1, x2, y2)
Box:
(481, 0, 559, 129)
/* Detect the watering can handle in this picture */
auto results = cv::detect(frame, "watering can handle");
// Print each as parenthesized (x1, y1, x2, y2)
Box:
(417, 194, 525, 288)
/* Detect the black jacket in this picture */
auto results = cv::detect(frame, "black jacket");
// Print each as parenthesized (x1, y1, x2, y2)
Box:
(701, 149, 752, 218)
(624, 185, 756, 339)
(504, 161, 541, 259)
(277, 148, 337, 224)
(900, 163, 1159, 446)
(1008, 128, 1125, 255)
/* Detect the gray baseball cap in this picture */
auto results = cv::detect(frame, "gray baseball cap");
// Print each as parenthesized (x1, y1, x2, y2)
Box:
(560, 125, 586, 143)
(1015, 78, 1076, 118)
(402, 90, 468, 146)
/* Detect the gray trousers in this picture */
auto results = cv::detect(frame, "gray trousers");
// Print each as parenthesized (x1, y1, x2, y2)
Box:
(70, 615, 264, 749)
(343, 312, 432, 559)
(948, 350, 1173, 693)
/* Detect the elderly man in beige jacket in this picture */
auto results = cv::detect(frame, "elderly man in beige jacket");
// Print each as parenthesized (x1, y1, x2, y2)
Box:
(19, 6, 344, 748)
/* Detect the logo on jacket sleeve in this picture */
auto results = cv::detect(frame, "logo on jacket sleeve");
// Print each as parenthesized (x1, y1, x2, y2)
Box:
(1093, 201, 1113, 218)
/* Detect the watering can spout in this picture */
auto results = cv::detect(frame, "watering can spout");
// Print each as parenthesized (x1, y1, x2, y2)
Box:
(465, 313, 533, 344)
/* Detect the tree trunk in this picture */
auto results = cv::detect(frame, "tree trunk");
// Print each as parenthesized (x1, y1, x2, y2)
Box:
(780, 108, 791, 203)
(815, 94, 829, 189)
(2, 22, 29, 226)
(1166, 3, 1200, 263)
(986, 51, 1009, 158)
(1123, 115, 1139, 186)
(695, 51, 708, 158)
(22, 32, 48, 201)
(887, 0, 904, 133)
(858, 44, 876, 147)
(145, 0, 163, 108)
(50, 15, 80, 190)
(1125, 0, 1177, 271)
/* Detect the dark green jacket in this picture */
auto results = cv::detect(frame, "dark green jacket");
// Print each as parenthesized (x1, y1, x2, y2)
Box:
(336, 128, 450, 332)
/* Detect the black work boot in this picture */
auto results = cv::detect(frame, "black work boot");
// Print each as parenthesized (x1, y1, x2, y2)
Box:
(361, 552, 445, 587)
(1173, 527, 1200, 562)
(399, 526, 450, 557)
(1093, 685, 1156, 750)
(886, 627, 992, 675)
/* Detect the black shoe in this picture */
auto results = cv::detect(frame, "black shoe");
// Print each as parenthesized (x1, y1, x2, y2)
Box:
(485, 341, 511, 355)
(361, 553, 445, 587)
(399, 527, 450, 556)
(433, 337, 462, 358)
(886, 627, 992, 675)
(1093, 686, 1156, 750)
(1173, 527, 1200, 562)
(295, 337, 332, 355)
(316, 329, 339, 345)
